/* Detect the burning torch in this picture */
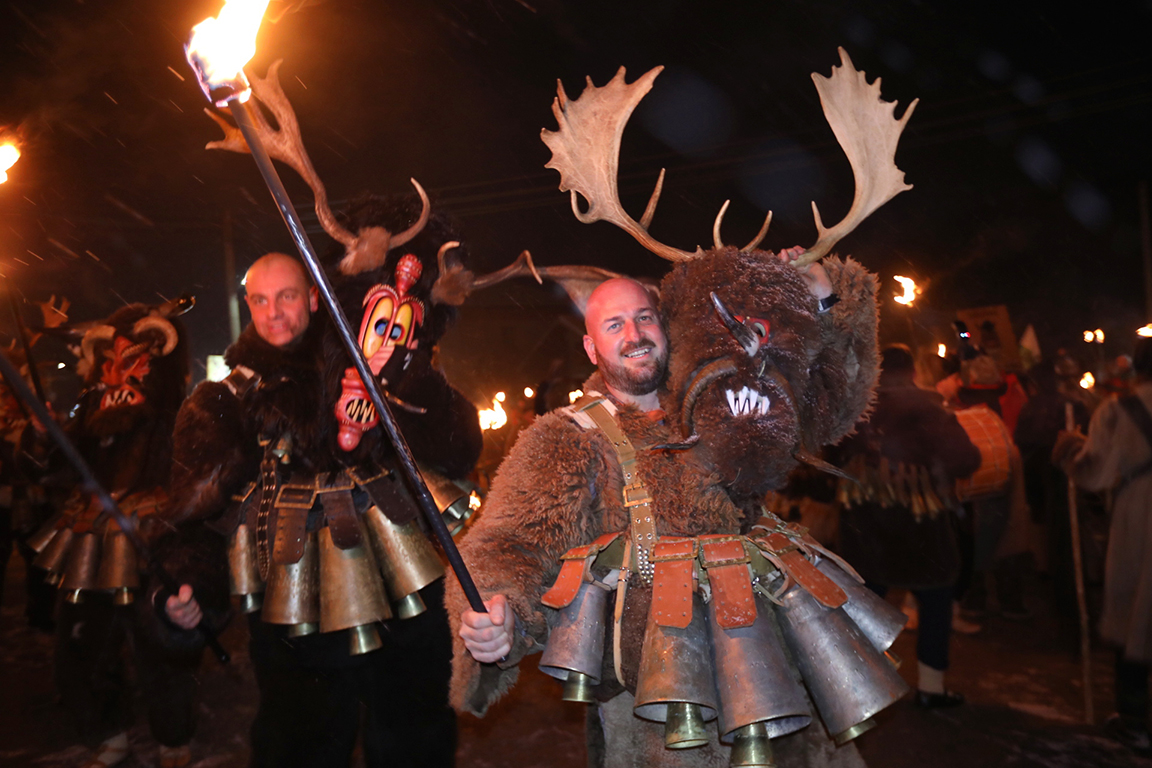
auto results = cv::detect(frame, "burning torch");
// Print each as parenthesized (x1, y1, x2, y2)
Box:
(0, 141, 45, 402)
(185, 0, 487, 613)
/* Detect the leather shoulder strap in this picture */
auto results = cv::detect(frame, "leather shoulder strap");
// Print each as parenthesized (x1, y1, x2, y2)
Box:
(576, 398, 658, 583)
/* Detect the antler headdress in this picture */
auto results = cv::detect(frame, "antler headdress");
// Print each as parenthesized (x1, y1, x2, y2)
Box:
(541, 48, 918, 267)
(205, 61, 430, 277)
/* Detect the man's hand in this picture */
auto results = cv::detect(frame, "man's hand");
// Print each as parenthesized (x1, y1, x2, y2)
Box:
(1052, 428, 1087, 469)
(460, 594, 515, 663)
(777, 246, 833, 300)
(165, 584, 203, 630)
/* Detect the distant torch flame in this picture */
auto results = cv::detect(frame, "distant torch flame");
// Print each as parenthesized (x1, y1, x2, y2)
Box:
(568, 389, 584, 404)
(468, 491, 482, 512)
(937, 343, 946, 358)
(1083, 330, 1095, 343)
(523, 387, 534, 398)
(186, 0, 271, 106)
(1079, 372, 1095, 390)
(893, 276, 919, 306)
(479, 395, 507, 431)
(1139, 325, 1152, 338)
(0, 143, 20, 184)
(1095, 329, 1104, 343)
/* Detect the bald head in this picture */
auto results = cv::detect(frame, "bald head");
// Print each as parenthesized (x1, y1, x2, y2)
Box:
(583, 278, 668, 400)
(244, 253, 318, 347)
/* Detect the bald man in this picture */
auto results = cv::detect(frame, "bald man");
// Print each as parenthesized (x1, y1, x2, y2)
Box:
(458, 278, 668, 660)
(448, 258, 838, 768)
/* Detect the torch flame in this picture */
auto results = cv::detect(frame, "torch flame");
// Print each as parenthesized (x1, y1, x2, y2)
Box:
(479, 395, 507, 431)
(0, 143, 20, 184)
(1139, 325, 1152, 338)
(893, 276, 919, 306)
(1083, 330, 1095, 343)
(937, 343, 947, 358)
(1079, 372, 1095, 390)
(186, 0, 271, 105)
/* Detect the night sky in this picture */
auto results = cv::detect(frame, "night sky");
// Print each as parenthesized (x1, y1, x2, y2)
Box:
(1, 0, 1150, 404)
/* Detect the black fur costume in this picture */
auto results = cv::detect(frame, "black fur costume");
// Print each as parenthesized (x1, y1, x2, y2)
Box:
(28, 302, 203, 752)
(162, 195, 481, 768)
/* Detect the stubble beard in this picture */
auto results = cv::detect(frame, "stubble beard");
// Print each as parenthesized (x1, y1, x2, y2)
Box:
(597, 339, 669, 397)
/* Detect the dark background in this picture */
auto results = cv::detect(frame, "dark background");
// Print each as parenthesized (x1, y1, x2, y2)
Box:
(1, 0, 1150, 404)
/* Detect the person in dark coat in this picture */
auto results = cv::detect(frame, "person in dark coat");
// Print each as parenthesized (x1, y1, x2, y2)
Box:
(837, 344, 981, 707)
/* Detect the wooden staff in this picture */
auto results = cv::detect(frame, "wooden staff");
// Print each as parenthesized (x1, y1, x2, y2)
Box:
(1065, 401, 1094, 724)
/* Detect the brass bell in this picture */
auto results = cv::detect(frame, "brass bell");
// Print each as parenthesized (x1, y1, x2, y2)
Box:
(775, 583, 908, 742)
(27, 516, 63, 554)
(348, 623, 383, 655)
(239, 594, 263, 614)
(318, 521, 391, 636)
(34, 527, 74, 575)
(562, 672, 596, 704)
(634, 592, 718, 746)
(263, 531, 320, 627)
(96, 530, 140, 592)
(45, 571, 63, 587)
(112, 587, 134, 606)
(663, 702, 710, 749)
(539, 581, 610, 704)
(834, 718, 876, 745)
(363, 505, 443, 616)
(65, 589, 84, 604)
(60, 532, 100, 598)
(729, 722, 775, 767)
(228, 524, 264, 612)
(419, 464, 477, 537)
(709, 595, 810, 741)
(286, 622, 318, 637)
(816, 558, 908, 653)
(394, 592, 426, 620)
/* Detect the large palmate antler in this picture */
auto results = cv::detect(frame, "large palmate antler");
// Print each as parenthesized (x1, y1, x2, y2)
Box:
(795, 47, 918, 267)
(205, 60, 430, 275)
(542, 67, 706, 263)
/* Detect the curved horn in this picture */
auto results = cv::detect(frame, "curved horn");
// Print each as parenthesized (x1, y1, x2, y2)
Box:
(133, 315, 179, 357)
(679, 358, 739, 438)
(710, 292, 760, 357)
(742, 211, 773, 252)
(387, 179, 431, 250)
(712, 200, 730, 250)
(80, 325, 116, 366)
(430, 249, 543, 308)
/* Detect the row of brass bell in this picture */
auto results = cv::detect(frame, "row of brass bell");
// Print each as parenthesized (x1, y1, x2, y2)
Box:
(538, 557, 909, 764)
(31, 527, 139, 605)
(236, 504, 446, 655)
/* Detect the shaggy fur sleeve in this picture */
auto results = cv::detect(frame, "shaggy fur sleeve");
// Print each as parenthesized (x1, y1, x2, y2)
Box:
(165, 381, 255, 526)
(445, 412, 609, 716)
(813, 256, 880, 444)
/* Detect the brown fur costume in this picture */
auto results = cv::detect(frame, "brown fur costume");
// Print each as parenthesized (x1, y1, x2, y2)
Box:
(446, 254, 878, 767)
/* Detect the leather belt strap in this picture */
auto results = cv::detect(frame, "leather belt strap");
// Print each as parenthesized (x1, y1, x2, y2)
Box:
(577, 398, 657, 584)
(321, 488, 360, 550)
(651, 537, 696, 628)
(699, 535, 756, 629)
(757, 532, 847, 609)
(352, 466, 419, 526)
(541, 531, 621, 609)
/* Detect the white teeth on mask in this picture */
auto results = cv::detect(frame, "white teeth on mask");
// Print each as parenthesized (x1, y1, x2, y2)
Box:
(722, 386, 770, 419)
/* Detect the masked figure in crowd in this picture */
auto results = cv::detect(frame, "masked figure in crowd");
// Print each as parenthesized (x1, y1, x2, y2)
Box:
(453, 50, 917, 767)
(28, 298, 199, 768)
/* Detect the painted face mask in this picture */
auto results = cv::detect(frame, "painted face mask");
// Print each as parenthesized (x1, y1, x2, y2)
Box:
(335, 254, 425, 452)
(99, 335, 152, 410)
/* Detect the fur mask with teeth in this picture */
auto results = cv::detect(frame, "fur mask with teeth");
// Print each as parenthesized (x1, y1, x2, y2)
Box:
(76, 302, 191, 437)
(659, 248, 877, 500)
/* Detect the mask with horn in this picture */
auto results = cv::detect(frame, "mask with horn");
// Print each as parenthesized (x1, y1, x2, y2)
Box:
(74, 297, 194, 437)
(541, 48, 916, 498)
(203, 62, 545, 454)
